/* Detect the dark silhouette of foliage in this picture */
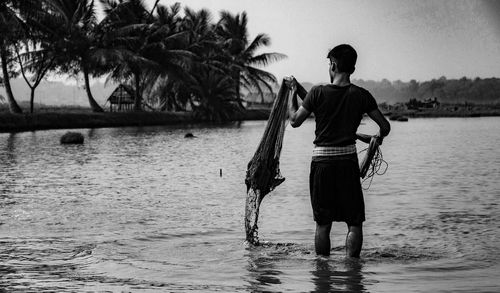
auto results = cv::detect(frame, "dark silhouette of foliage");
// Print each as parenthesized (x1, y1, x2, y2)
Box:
(2, 0, 286, 119)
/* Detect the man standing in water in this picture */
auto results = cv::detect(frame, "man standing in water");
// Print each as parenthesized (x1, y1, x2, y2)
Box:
(288, 44, 390, 257)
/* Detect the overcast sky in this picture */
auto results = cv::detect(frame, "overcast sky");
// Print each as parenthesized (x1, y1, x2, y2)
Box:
(144, 0, 499, 84)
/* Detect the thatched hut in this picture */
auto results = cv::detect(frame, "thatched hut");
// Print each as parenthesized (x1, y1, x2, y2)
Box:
(107, 84, 134, 112)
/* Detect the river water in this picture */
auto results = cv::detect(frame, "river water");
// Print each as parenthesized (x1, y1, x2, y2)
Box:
(0, 117, 499, 292)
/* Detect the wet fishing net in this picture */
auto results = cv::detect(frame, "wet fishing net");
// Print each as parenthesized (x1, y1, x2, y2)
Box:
(245, 80, 291, 245)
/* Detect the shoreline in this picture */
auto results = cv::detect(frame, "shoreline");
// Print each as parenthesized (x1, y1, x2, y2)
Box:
(1, 108, 499, 133)
(0, 110, 270, 133)
(384, 108, 500, 120)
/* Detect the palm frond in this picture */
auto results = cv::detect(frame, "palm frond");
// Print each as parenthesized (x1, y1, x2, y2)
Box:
(245, 66, 278, 84)
(248, 52, 287, 67)
(244, 33, 270, 55)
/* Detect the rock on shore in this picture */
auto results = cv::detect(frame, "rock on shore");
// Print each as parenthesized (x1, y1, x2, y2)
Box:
(60, 132, 84, 144)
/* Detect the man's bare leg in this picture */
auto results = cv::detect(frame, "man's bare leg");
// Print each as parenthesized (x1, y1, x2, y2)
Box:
(346, 224, 363, 257)
(315, 222, 332, 256)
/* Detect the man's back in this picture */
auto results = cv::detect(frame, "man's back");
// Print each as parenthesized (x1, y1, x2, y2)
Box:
(302, 84, 378, 147)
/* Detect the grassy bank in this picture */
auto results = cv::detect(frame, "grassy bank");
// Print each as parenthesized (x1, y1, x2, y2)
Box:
(0, 109, 271, 133)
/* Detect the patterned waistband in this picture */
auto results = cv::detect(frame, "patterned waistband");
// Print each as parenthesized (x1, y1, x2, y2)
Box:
(312, 144, 356, 157)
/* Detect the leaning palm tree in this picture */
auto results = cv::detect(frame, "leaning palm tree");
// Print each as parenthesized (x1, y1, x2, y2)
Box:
(0, 0, 29, 113)
(216, 11, 286, 106)
(38, 0, 104, 112)
(15, 0, 57, 113)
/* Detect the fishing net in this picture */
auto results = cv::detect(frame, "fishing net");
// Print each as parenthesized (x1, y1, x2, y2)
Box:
(245, 80, 291, 245)
(357, 134, 388, 189)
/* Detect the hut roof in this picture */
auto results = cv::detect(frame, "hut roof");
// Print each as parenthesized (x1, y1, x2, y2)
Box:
(108, 84, 134, 104)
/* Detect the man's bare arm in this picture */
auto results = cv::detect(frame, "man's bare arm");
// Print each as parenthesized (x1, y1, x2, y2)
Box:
(289, 89, 310, 128)
(367, 108, 391, 143)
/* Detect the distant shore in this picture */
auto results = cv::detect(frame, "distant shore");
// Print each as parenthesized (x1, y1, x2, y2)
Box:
(0, 109, 270, 133)
(384, 107, 500, 120)
(1, 106, 500, 133)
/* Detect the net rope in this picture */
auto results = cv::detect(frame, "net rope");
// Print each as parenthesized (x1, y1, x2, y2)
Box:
(358, 145, 388, 190)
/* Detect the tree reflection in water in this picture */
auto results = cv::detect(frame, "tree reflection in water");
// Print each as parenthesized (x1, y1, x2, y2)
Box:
(0, 133, 18, 201)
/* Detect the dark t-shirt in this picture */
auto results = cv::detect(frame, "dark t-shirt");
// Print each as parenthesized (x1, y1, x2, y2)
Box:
(302, 84, 378, 146)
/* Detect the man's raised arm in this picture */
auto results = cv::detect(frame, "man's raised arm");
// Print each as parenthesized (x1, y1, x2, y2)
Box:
(288, 78, 310, 128)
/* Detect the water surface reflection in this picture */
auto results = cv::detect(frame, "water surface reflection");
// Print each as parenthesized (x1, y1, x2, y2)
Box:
(0, 118, 499, 292)
(311, 258, 366, 293)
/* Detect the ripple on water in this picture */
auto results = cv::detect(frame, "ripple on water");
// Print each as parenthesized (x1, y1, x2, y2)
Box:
(363, 245, 443, 263)
(0, 238, 102, 291)
(244, 240, 443, 265)
(246, 242, 313, 258)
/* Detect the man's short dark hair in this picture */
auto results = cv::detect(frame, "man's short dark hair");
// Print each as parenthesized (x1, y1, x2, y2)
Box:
(327, 44, 357, 74)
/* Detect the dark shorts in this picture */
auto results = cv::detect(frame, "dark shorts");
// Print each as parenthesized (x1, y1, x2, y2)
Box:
(309, 157, 365, 226)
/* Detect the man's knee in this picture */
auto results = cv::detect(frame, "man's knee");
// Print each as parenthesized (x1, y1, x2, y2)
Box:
(316, 222, 332, 235)
(347, 224, 362, 234)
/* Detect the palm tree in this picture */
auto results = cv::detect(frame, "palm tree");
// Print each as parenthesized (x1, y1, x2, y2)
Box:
(190, 67, 239, 122)
(0, 0, 27, 113)
(15, 41, 55, 113)
(100, 0, 162, 111)
(140, 3, 183, 111)
(38, 0, 104, 112)
(143, 7, 238, 115)
(216, 11, 286, 106)
(15, 1, 56, 113)
(100, 0, 192, 111)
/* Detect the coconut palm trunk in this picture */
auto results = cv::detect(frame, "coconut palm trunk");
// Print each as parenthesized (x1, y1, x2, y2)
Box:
(0, 46, 22, 113)
(16, 49, 55, 114)
(82, 66, 104, 112)
(133, 72, 142, 111)
(29, 89, 35, 113)
(233, 69, 244, 109)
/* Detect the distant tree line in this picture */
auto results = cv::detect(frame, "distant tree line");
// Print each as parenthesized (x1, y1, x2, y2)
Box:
(355, 76, 500, 105)
(0, 0, 285, 120)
